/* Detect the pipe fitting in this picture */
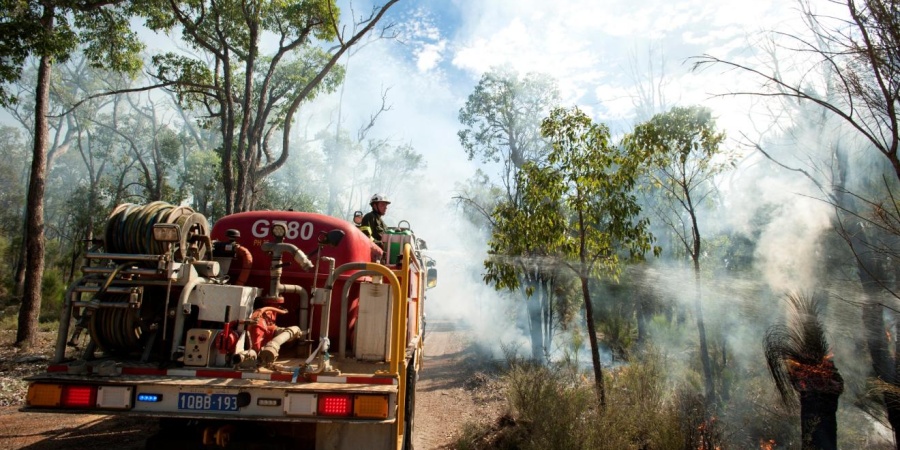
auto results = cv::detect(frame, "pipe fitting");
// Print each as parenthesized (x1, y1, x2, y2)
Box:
(259, 326, 303, 367)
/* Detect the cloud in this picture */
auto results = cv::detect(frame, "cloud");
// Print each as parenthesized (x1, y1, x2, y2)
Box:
(416, 40, 447, 72)
(443, 0, 803, 132)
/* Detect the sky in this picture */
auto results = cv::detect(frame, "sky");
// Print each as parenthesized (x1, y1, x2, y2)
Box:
(319, 0, 825, 204)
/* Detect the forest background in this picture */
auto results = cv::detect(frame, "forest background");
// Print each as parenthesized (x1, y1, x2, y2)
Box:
(3, 0, 900, 448)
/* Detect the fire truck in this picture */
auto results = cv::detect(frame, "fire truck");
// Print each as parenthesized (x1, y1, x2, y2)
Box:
(21, 202, 436, 450)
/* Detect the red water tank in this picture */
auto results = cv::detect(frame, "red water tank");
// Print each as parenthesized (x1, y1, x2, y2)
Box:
(210, 211, 383, 351)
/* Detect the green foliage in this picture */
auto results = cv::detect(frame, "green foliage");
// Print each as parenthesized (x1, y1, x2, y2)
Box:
(255, 178, 318, 212)
(454, 169, 504, 235)
(151, 53, 214, 108)
(0, 126, 27, 235)
(182, 148, 224, 218)
(623, 105, 731, 259)
(597, 308, 637, 361)
(140, 0, 393, 212)
(458, 66, 559, 168)
(38, 268, 65, 322)
(74, 6, 143, 75)
(456, 352, 688, 450)
(537, 106, 658, 279)
(261, 50, 344, 125)
(0, 0, 144, 106)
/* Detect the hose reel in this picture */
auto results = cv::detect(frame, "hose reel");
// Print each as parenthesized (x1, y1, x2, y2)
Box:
(88, 202, 210, 356)
(104, 201, 210, 261)
(88, 292, 160, 356)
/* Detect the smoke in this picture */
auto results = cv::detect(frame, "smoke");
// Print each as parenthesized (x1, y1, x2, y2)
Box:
(724, 157, 834, 294)
(288, 23, 541, 361)
(391, 183, 533, 359)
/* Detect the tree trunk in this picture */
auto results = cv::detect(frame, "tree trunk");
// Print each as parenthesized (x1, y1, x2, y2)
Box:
(799, 391, 840, 450)
(581, 276, 605, 406)
(694, 265, 715, 406)
(16, 12, 54, 349)
(541, 277, 552, 360)
(13, 233, 26, 298)
(526, 283, 544, 363)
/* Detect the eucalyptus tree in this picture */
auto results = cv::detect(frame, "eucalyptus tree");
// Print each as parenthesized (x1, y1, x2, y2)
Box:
(316, 95, 425, 219)
(488, 106, 657, 405)
(145, 0, 399, 213)
(458, 66, 559, 204)
(458, 66, 561, 362)
(0, 0, 143, 348)
(623, 105, 730, 406)
(0, 127, 28, 290)
(694, 0, 900, 440)
(311, 132, 424, 218)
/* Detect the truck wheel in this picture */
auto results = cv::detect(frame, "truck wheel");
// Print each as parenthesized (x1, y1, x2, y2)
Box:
(402, 358, 417, 450)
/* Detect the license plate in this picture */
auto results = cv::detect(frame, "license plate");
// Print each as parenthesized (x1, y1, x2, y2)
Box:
(177, 393, 239, 412)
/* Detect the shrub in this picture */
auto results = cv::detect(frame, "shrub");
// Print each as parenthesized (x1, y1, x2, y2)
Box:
(39, 269, 66, 323)
(504, 359, 595, 450)
(457, 349, 689, 450)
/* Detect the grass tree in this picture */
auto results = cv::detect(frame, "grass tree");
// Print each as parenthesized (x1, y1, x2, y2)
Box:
(488, 106, 657, 406)
(764, 293, 843, 450)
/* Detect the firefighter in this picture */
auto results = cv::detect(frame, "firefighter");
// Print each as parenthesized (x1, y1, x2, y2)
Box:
(361, 193, 390, 243)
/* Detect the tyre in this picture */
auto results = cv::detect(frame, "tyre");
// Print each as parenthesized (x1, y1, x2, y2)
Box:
(402, 356, 417, 450)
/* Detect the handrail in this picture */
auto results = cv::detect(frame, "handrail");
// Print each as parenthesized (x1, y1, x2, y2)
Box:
(317, 244, 416, 449)
(323, 262, 403, 371)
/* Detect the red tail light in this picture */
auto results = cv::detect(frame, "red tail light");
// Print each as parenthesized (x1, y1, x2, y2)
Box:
(61, 385, 97, 408)
(317, 394, 352, 416)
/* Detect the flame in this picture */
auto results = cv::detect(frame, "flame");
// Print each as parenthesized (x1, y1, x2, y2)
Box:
(759, 438, 776, 449)
(695, 418, 721, 450)
(785, 354, 842, 393)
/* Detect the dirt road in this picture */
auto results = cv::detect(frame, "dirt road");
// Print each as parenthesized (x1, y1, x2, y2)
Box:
(0, 320, 503, 450)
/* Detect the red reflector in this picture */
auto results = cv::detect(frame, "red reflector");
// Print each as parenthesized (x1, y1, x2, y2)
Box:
(317, 394, 352, 416)
(62, 386, 97, 408)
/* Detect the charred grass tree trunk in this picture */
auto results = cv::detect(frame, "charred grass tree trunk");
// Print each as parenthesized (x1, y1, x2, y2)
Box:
(764, 293, 843, 450)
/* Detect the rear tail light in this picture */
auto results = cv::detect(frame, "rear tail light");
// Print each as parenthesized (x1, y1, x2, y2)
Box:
(97, 386, 133, 409)
(354, 394, 389, 419)
(27, 384, 63, 407)
(287, 392, 391, 419)
(61, 385, 97, 408)
(317, 394, 352, 417)
(284, 393, 317, 416)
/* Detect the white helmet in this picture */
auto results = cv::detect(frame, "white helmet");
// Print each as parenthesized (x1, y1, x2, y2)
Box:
(370, 193, 391, 205)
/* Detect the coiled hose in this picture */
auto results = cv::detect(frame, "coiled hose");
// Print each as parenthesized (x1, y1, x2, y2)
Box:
(104, 201, 210, 261)
(90, 202, 210, 355)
